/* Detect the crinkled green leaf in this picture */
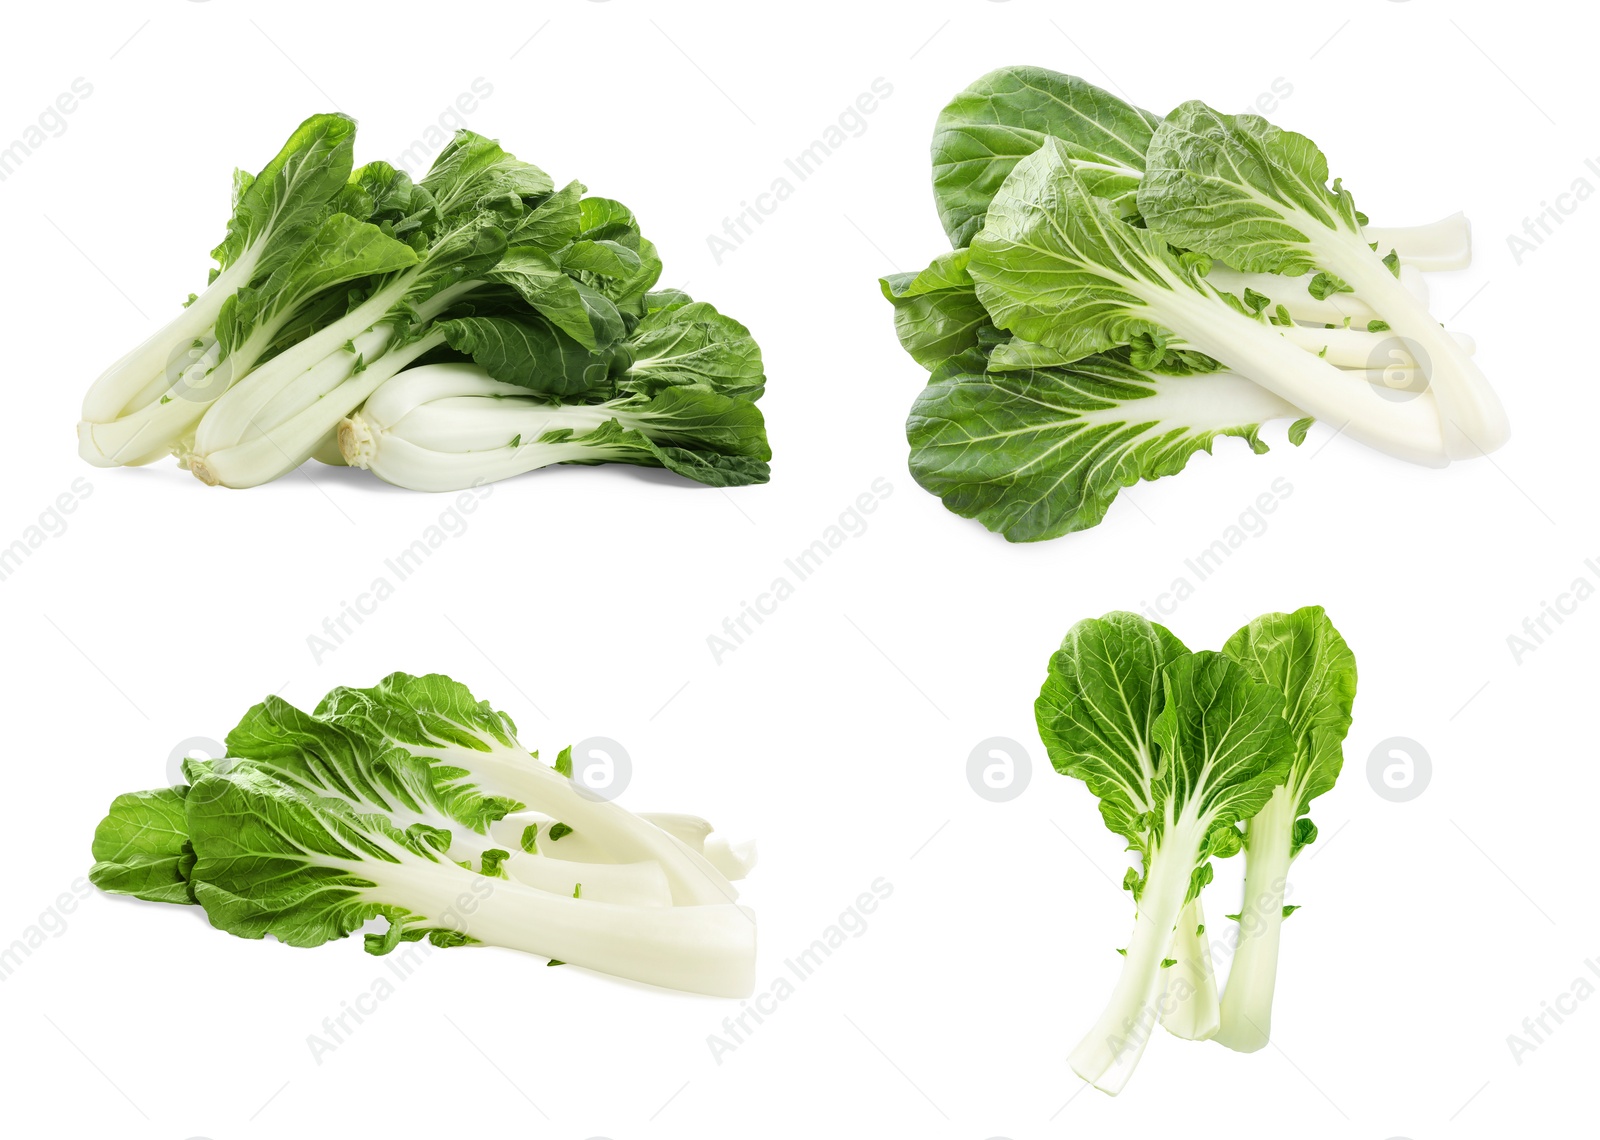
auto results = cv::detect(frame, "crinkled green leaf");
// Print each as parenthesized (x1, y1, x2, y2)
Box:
(211, 112, 358, 275)
(217, 213, 418, 354)
(560, 239, 643, 279)
(1150, 652, 1293, 838)
(907, 355, 1294, 542)
(970, 139, 1188, 364)
(314, 673, 521, 758)
(620, 300, 766, 400)
(512, 179, 585, 251)
(223, 692, 523, 834)
(421, 130, 553, 219)
(89, 787, 197, 905)
(932, 66, 1160, 247)
(1221, 606, 1357, 814)
(483, 246, 609, 348)
(880, 250, 990, 371)
(1036, 612, 1190, 853)
(436, 314, 622, 396)
(610, 385, 771, 461)
(186, 767, 468, 951)
(1137, 101, 1362, 276)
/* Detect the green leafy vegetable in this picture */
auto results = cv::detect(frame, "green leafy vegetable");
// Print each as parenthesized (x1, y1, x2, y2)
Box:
(89, 787, 196, 905)
(969, 140, 1448, 465)
(89, 673, 756, 996)
(78, 113, 362, 466)
(1211, 606, 1356, 1052)
(1037, 613, 1291, 1094)
(1036, 607, 1356, 1092)
(76, 115, 769, 495)
(906, 354, 1294, 541)
(880, 250, 990, 370)
(886, 65, 1501, 540)
(931, 67, 1159, 246)
(339, 352, 770, 492)
(1136, 101, 1506, 457)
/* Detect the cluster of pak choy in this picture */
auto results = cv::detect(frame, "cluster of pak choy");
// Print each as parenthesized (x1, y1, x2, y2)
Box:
(90, 672, 757, 996)
(884, 66, 1504, 541)
(78, 114, 770, 492)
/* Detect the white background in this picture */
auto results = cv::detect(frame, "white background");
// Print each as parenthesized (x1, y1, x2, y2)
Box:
(1, 1, 1594, 1136)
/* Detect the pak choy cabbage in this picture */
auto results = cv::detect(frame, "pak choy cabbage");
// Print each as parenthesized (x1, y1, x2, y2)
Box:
(89, 672, 757, 996)
(1037, 606, 1356, 1093)
(77, 113, 769, 492)
(885, 67, 1505, 541)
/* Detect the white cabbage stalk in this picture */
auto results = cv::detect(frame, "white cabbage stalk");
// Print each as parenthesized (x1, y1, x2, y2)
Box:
(77, 259, 258, 467)
(1140, 105, 1505, 457)
(1204, 261, 1427, 327)
(492, 811, 758, 883)
(1364, 212, 1471, 272)
(1212, 786, 1298, 1052)
(1150, 290, 1451, 465)
(188, 266, 477, 487)
(326, 845, 754, 996)
(1306, 232, 1500, 457)
(1069, 810, 1212, 1094)
(340, 364, 644, 492)
(371, 733, 736, 908)
(1159, 896, 1220, 1041)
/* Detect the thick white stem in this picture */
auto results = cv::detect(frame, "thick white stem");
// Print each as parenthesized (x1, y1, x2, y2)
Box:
(354, 363, 617, 449)
(1214, 786, 1296, 1053)
(309, 430, 347, 466)
(191, 333, 443, 487)
(1365, 213, 1471, 271)
(1205, 266, 1376, 325)
(246, 281, 482, 443)
(499, 852, 670, 906)
(191, 274, 413, 456)
(400, 740, 736, 907)
(1204, 263, 1427, 327)
(77, 332, 252, 468)
(347, 855, 756, 997)
(244, 324, 396, 442)
(1313, 233, 1508, 457)
(1273, 326, 1475, 368)
(491, 811, 757, 882)
(474, 750, 736, 907)
(1069, 815, 1206, 1094)
(1149, 287, 1450, 466)
(79, 256, 256, 427)
(646, 813, 759, 882)
(1159, 895, 1220, 1041)
(78, 384, 213, 468)
(339, 364, 647, 492)
(341, 425, 608, 492)
(441, 821, 669, 904)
